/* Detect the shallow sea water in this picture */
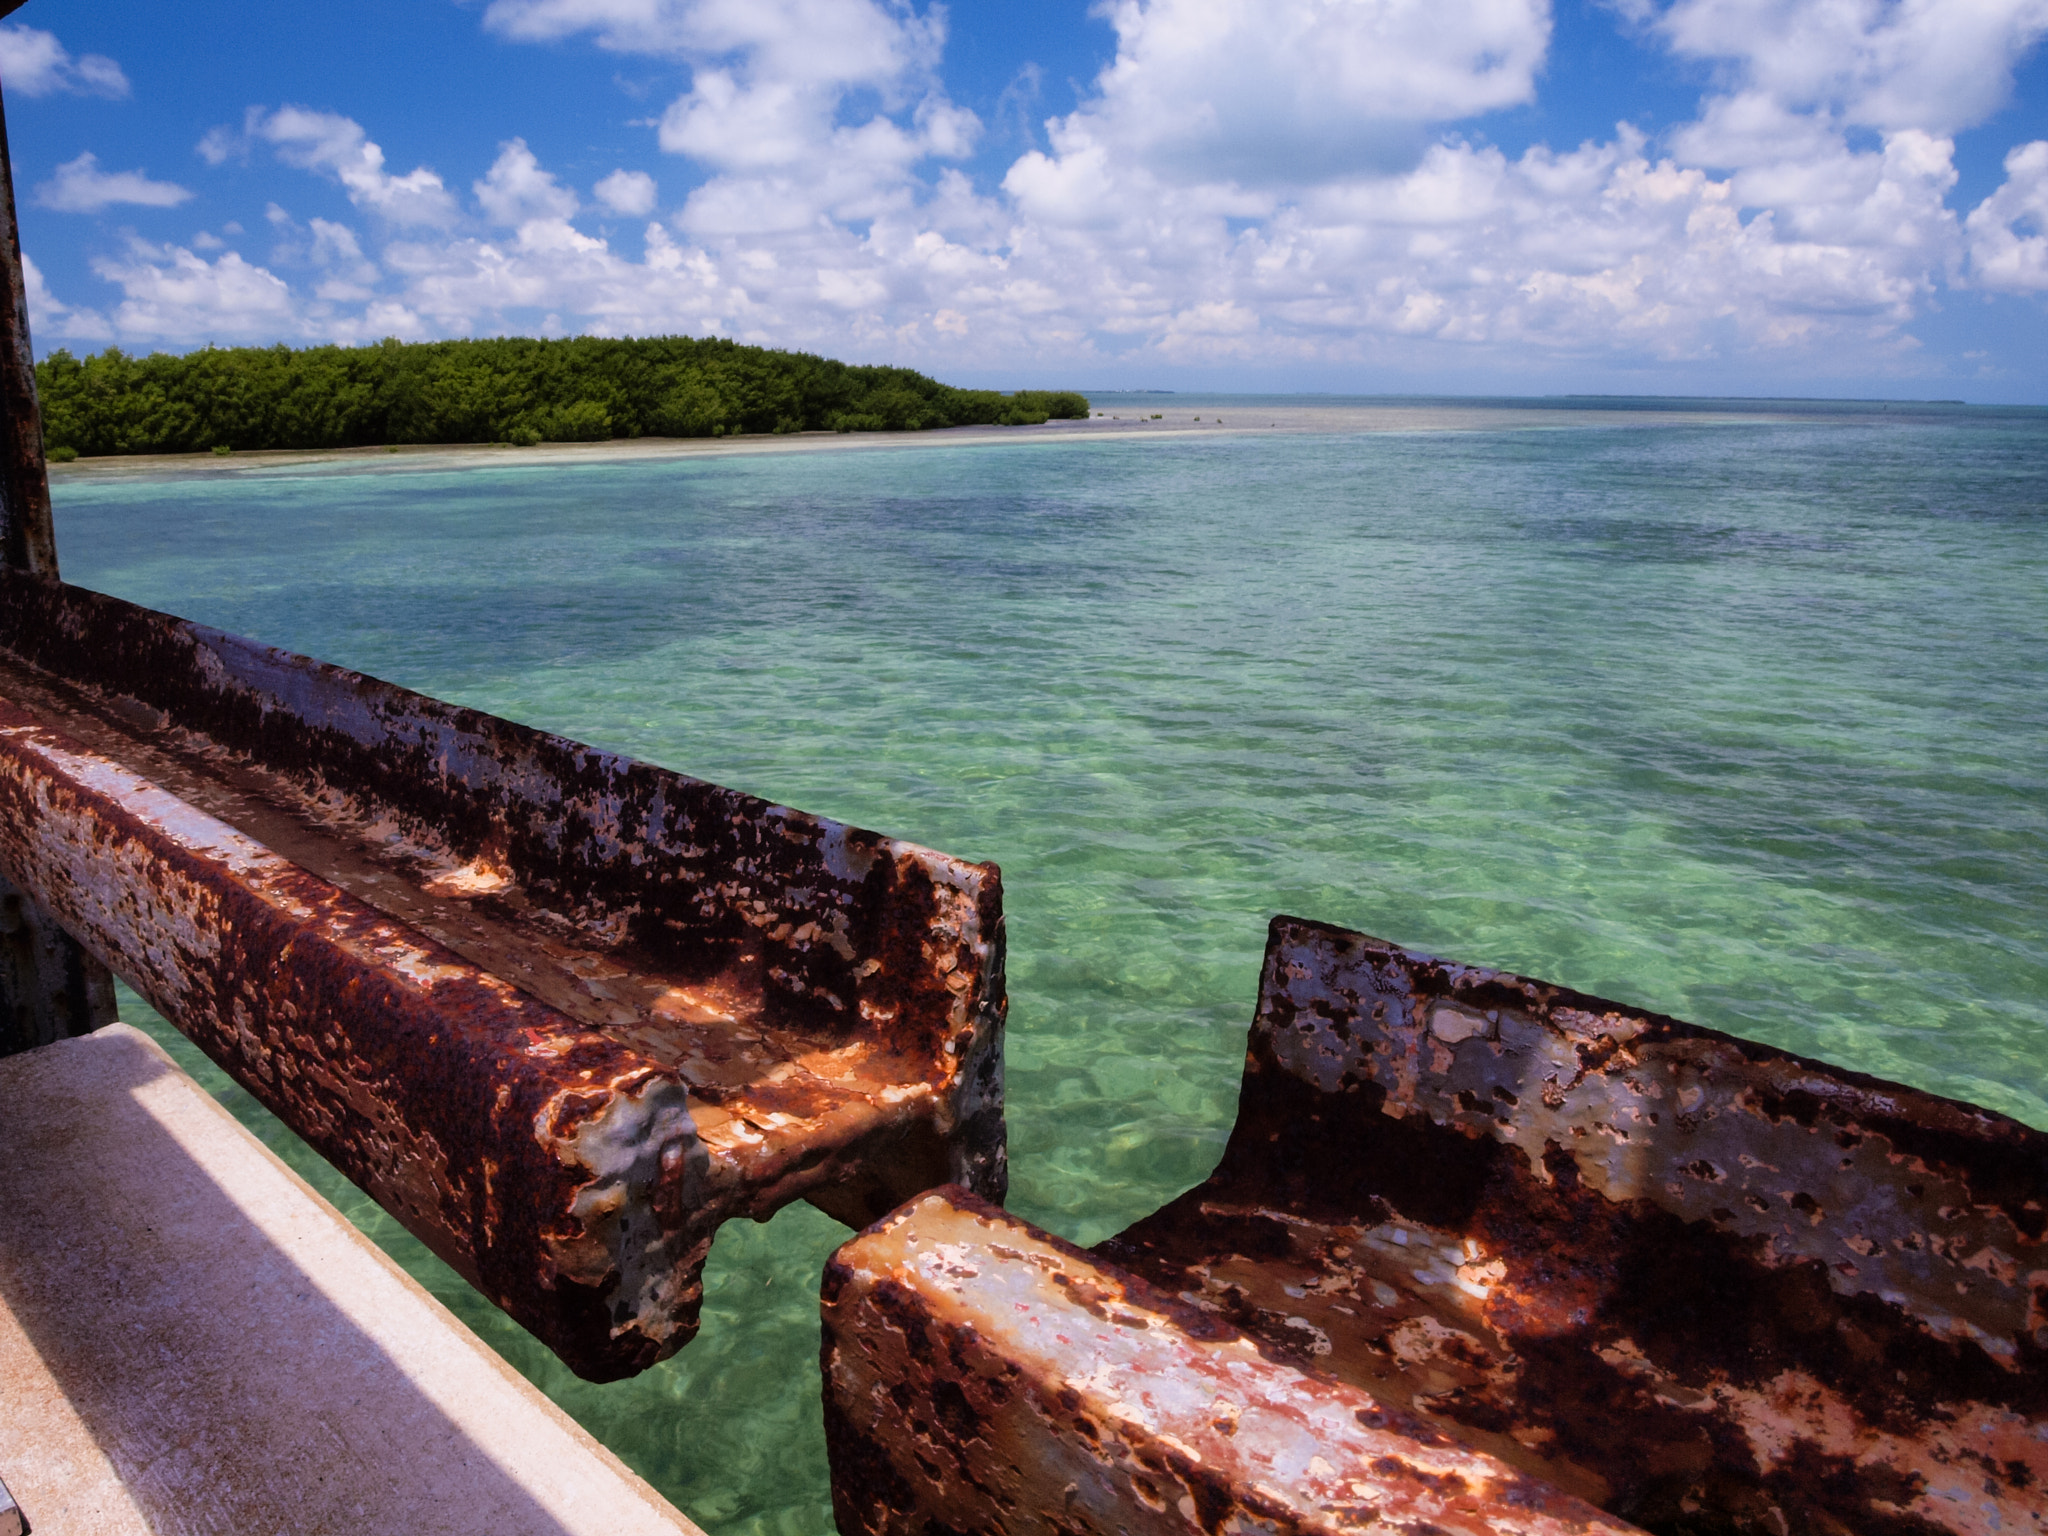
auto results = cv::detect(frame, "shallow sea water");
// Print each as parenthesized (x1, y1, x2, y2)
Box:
(51, 394, 2048, 1534)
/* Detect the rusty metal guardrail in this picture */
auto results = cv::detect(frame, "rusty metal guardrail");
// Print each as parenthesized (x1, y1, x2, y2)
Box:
(824, 917, 2048, 1535)
(0, 571, 1008, 1379)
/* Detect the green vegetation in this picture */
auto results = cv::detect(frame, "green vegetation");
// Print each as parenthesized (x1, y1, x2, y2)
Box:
(34, 335, 1090, 457)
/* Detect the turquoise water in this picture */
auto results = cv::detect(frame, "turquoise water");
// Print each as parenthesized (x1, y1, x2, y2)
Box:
(52, 396, 2048, 1533)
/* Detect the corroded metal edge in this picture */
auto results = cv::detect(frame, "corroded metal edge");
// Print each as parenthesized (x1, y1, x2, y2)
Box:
(0, 76, 55, 580)
(821, 1186, 1649, 1536)
(0, 63, 102, 1061)
(0, 571, 1005, 1087)
(1, 571, 1012, 1201)
(1095, 916, 2048, 1534)
(1, 696, 716, 1379)
(1249, 916, 2048, 1355)
(0, 569, 1010, 1374)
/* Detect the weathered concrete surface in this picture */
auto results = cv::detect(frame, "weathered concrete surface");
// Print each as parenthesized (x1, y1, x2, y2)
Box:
(1099, 917, 2048, 1535)
(0, 871, 116, 1055)
(825, 917, 2048, 1536)
(0, 1023, 704, 1536)
(822, 1187, 1648, 1536)
(0, 572, 1006, 1379)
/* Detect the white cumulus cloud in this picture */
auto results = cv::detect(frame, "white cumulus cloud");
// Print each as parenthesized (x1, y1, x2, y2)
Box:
(0, 24, 129, 99)
(486, 0, 976, 241)
(23, 253, 113, 343)
(1650, 0, 2048, 135)
(958, 0, 2036, 370)
(252, 107, 462, 227)
(1967, 140, 2048, 291)
(29, 0, 2048, 384)
(475, 139, 580, 225)
(86, 240, 298, 343)
(35, 153, 193, 213)
(595, 168, 658, 215)
(481, 0, 942, 83)
(1048, 0, 1552, 185)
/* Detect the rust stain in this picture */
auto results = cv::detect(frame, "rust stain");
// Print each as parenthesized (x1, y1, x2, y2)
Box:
(0, 81, 57, 582)
(0, 572, 1007, 1380)
(1101, 918, 2048, 1535)
(823, 1186, 1647, 1535)
(827, 917, 2047, 1536)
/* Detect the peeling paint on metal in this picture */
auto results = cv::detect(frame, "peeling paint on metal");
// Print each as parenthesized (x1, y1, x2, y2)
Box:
(825, 916, 2046, 1536)
(0, 80, 56, 583)
(823, 1187, 1648, 1536)
(1099, 916, 2048, 1535)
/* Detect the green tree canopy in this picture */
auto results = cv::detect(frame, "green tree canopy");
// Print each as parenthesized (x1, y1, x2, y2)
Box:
(35, 335, 1090, 456)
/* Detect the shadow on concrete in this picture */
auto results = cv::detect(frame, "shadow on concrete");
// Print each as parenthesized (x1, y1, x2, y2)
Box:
(0, 1027, 625, 1536)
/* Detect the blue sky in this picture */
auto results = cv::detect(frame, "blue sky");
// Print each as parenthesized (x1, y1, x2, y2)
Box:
(6, 0, 2048, 399)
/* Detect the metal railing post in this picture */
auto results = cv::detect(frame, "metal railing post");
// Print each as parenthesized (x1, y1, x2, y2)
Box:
(0, 63, 118, 1053)
(0, 76, 54, 579)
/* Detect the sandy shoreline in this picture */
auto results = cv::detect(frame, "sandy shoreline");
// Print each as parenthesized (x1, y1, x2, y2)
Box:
(45, 400, 1785, 483)
(47, 417, 1175, 482)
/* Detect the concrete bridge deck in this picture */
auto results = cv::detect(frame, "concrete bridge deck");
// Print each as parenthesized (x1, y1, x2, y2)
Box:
(0, 1024, 704, 1536)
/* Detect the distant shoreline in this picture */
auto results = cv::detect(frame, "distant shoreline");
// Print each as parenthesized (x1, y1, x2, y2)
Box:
(44, 396, 1861, 483)
(46, 417, 1232, 480)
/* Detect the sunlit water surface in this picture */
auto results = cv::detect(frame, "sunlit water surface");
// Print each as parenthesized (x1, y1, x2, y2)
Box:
(51, 394, 2048, 1534)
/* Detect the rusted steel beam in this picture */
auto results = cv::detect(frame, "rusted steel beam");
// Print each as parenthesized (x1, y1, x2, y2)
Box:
(1101, 918, 2048, 1534)
(0, 68, 116, 1058)
(0, 693, 723, 1377)
(0, 78, 56, 580)
(822, 1186, 1648, 1536)
(826, 917, 2046, 1536)
(0, 871, 116, 1055)
(0, 571, 1005, 1379)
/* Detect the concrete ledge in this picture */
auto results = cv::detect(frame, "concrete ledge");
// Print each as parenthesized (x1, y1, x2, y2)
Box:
(0, 1024, 703, 1536)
